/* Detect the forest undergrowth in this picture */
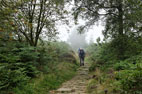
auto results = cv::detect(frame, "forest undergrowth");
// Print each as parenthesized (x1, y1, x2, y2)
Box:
(0, 41, 79, 94)
(87, 38, 142, 94)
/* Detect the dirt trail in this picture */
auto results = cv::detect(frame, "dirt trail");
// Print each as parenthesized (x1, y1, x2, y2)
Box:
(51, 62, 90, 94)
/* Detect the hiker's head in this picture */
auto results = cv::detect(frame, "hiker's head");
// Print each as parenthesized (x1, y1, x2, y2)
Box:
(80, 47, 82, 49)
(79, 48, 83, 50)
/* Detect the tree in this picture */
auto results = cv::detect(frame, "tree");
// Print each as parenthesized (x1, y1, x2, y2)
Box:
(74, 0, 142, 36)
(74, 0, 142, 59)
(0, 0, 29, 41)
(6, 0, 69, 46)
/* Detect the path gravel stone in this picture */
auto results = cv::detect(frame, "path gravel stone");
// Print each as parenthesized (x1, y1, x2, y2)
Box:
(50, 62, 90, 94)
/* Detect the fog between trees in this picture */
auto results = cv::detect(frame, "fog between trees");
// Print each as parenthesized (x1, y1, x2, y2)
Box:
(67, 26, 88, 51)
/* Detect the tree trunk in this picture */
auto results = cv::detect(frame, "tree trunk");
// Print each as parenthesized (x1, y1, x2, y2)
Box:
(118, 0, 123, 36)
(117, 0, 125, 60)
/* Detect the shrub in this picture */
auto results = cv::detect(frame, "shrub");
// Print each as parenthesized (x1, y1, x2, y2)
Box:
(115, 64, 142, 94)
(0, 40, 78, 93)
(113, 61, 131, 71)
(0, 41, 39, 91)
(0, 63, 30, 91)
(89, 62, 101, 72)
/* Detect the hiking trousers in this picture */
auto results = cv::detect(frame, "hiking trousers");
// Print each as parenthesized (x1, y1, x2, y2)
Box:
(80, 57, 84, 66)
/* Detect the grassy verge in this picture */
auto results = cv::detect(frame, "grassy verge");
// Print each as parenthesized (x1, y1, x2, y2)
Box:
(87, 67, 117, 94)
(87, 55, 142, 94)
(12, 62, 79, 94)
(87, 58, 119, 94)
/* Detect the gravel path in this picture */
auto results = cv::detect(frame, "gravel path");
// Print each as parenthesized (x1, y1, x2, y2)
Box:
(51, 62, 90, 94)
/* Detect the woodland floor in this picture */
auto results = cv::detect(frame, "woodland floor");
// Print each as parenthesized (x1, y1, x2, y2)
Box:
(50, 62, 91, 94)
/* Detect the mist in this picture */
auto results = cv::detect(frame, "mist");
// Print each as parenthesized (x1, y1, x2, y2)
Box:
(67, 26, 88, 51)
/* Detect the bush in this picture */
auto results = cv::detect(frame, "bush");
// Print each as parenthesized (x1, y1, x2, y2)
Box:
(13, 84, 35, 94)
(89, 60, 103, 72)
(113, 61, 131, 71)
(0, 41, 39, 91)
(12, 62, 78, 94)
(115, 70, 142, 94)
(114, 63, 142, 94)
(0, 63, 30, 91)
(0, 40, 78, 93)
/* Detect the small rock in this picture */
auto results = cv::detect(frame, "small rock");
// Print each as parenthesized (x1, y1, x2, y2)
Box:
(104, 89, 108, 94)
(56, 88, 74, 93)
(92, 75, 96, 78)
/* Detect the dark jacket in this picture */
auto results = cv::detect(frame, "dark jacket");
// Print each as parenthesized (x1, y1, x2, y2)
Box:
(79, 49, 85, 58)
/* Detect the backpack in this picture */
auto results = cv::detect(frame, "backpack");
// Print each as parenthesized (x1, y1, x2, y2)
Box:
(79, 49, 84, 56)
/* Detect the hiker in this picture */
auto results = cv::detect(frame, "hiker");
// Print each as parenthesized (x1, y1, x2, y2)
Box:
(78, 48, 85, 66)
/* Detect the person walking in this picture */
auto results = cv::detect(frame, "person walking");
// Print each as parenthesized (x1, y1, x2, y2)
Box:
(78, 48, 85, 66)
